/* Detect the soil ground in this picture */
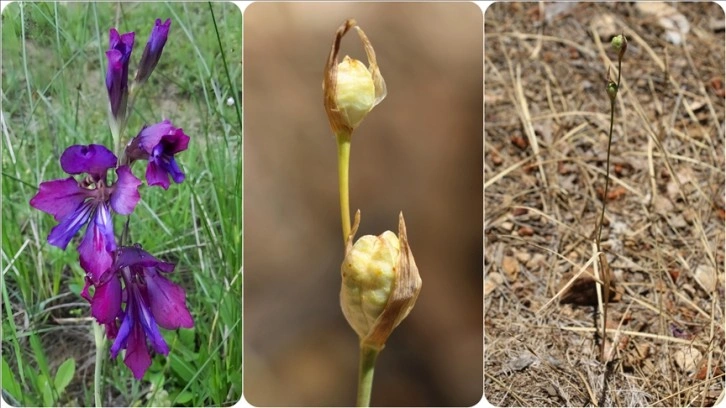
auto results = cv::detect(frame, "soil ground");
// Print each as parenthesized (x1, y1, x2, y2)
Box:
(485, 3, 725, 406)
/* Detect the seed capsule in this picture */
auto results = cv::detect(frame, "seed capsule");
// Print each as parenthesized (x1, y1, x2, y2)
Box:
(340, 211, 421, 350)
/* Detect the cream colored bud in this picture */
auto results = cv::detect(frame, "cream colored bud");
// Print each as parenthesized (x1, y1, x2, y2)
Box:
(341, 230, 398, 338)
(324, 19, 387, 135)
(340, 211, 421, 350)
(335, 56, 376, 130)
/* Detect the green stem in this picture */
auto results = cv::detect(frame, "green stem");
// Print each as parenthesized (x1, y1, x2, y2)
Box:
(356, 345, 380, 407)
(336, 130, 352, 244)
(93, 322, 106, 407)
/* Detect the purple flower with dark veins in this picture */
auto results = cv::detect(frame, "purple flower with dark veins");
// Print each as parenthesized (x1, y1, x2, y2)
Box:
(29, 144, 141, 281)
(135, 18, 171, 85)
(125, 119, 190, 189)
(82, 246, 193, 379)
(105, 29, 135, 123)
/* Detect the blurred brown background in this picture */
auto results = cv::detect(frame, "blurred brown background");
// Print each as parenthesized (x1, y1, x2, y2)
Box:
(244, 3, 482, 406)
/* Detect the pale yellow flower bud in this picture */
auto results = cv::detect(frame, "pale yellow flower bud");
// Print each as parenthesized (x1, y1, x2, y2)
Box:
(324, 19, 387, 135)
(335, 56, 376, 130)
(341, 230, 398, 338)
(340, 211, 422, 350)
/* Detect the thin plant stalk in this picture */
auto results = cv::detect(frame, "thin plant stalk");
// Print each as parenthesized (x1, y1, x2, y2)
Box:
(356, 345, 380, 407)
(596, 51, 623, 362)
(336, 130, 352, 244)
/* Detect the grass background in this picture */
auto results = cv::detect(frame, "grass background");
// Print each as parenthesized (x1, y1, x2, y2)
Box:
(1, 2, 242, 406)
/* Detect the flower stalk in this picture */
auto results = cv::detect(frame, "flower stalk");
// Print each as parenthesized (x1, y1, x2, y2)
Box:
(596, 33, 626, 362)
(356, 345, 379, 407)
(336, 130, 352, 242)
(323, 18, 387, 245)
(323, 19, 420, 406)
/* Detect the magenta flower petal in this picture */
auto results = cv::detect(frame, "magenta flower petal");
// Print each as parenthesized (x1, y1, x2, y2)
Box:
(30, 177, 89, 221)
(161, 127, 190, 155)
(110, 280, 169, 379)
(135, 288, 170, 355)
(105, 322, 120, 340)
(91, 275, 122, 324)
(116, 246, 175, 272)
(78, 204, 115, 281)
(60, 144, 117, 178)
(109, 28, 135, 62)
(124, 322, 153, 380)
(110, 308, 133, 358)
(137, 120, 173, 153)
(145, 159, 171, 190)
(145, 268, 194, 329)
(81, 276, 93, 303)
(110, 166, 142, 215)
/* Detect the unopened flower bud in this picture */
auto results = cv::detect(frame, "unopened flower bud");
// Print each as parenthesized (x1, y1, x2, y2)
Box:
(135, 18, 171, 85)
(106, 29, 135, 127)
(336, 56, 376, 129)
(607, 80, 618, 102)
(340, 211, 421, 350)
(611, 34, 627, 60)
(324, 19, 387, 135)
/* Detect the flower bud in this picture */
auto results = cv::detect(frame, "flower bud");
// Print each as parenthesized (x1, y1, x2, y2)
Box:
(606, 80, 618, 102)
(335, 56, 376, 129)
(324, 19, 387, 135)
(340, 211, 421, 350)
(106, 29, 134, 129)
(611, 34, 627, 60)
(135, 18, 171, 85)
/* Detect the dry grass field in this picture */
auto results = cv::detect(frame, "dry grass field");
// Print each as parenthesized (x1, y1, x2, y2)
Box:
(485, 3, 725, 406)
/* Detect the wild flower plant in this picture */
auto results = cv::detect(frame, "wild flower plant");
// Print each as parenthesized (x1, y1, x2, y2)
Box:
(29, 17, 193, 389)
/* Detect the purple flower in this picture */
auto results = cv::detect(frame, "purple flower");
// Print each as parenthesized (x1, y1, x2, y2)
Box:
(29, 145, 141, 281)
(135, 18, 171, 85)
(84, 246, 193, 379)
(125, 119, 190, 189)
(106, 29, 135, 122)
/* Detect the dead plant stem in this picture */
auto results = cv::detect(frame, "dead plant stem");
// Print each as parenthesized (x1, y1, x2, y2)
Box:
(596, 56, 622, 362)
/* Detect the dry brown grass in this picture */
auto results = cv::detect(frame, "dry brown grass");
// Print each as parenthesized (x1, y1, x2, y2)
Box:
(485, 3, 725, 406)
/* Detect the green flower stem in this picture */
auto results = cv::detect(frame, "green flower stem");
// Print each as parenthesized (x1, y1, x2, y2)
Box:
(356, 345, 380, 407)
(93, 321, 106, 407)
(336, 130, 353, 244)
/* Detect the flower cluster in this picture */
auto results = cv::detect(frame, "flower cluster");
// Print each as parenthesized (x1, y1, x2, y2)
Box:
(30, 18, 193, 380)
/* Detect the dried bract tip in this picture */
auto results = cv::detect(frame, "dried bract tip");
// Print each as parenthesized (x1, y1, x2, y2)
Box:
(340, 211, 421, 350)
(323, 19, 387, 135)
